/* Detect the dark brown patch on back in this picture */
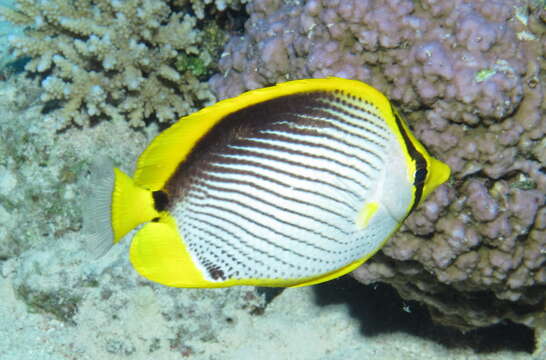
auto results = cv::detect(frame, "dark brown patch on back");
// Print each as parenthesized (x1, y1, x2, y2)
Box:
(164, 91, 337, 204)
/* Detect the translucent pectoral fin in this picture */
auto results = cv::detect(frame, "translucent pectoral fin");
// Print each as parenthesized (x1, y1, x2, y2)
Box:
(129, 215, 209, 288)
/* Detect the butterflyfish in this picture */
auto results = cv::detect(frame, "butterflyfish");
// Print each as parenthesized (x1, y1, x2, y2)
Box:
(85, 77, 450, 288)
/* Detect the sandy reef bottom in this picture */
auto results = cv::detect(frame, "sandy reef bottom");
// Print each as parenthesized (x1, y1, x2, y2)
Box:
(0, 239, 544, 360)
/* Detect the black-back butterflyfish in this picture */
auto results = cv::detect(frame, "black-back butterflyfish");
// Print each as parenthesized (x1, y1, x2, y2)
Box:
(85, 77, 450, 288)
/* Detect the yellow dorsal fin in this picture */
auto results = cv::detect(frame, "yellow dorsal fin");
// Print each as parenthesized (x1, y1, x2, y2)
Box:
(132, 77, 392, 190)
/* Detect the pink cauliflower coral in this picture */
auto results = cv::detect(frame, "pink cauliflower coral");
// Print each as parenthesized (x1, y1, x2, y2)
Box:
(210, 0, 545, 331)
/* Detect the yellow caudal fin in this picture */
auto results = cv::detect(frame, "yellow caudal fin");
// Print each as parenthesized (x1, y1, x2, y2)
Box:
(82, 160, 159, 258)
(129, 214, 209, 287)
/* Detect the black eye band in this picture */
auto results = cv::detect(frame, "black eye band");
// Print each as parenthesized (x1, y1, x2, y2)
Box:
(391, 106, 427, 213)
(414, 167, 427, 186)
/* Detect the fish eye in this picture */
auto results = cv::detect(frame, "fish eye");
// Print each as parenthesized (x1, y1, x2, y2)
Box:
(414, 168, 427, 186)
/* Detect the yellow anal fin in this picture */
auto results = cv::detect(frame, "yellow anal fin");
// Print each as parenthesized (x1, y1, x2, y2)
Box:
(129, 214, 209, 288)
(356, 201, 380, 229)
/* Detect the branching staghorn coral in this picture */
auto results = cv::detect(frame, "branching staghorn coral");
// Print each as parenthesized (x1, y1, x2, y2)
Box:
(0, 0, 241, 128)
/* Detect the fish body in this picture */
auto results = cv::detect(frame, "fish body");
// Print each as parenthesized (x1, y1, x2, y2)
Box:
(85, 78, 450, 288)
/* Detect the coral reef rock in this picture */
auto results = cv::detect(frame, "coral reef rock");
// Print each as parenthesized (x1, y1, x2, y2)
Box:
(1, 0, 248, 128)
(210, 0, 546, 331)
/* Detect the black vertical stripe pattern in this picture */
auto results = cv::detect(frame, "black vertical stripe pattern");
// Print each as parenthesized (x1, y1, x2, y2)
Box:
(164, 90, 395, 281)
(391, 106, 427, 214)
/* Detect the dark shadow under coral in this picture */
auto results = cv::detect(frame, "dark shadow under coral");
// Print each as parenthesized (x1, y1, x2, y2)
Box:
(312, 276, 536, 354)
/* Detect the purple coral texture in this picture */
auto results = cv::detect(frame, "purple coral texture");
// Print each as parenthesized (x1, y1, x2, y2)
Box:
(210, 0, 546, 330)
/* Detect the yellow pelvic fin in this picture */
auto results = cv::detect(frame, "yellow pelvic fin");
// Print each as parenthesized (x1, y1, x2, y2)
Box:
(356, 201, 380, 229)
(290, 257, 369, 287)
(129, 214, 210, 287)
(111, 168, 159, 242)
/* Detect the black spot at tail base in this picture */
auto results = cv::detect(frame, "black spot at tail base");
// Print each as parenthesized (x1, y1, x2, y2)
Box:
(152, 190, 169, 212)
